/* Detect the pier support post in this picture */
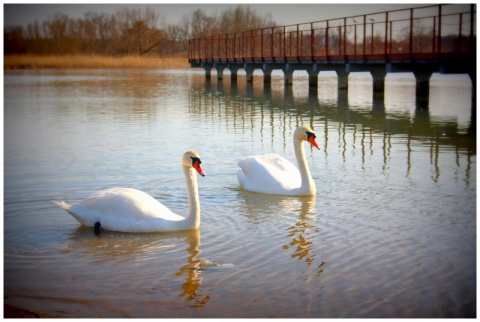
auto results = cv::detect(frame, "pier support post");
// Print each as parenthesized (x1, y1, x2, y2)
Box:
(245, 65, 255, 83)
(413, 71, 433, 98)
(468, 71, 476, 137)
(336, 69, 350, 91)
(263, 69, 272, 84)
(230, 65, 239, 83)
(307, 69, 320, 87)
(283, 69, 294, 86)
(338, 90, 348, 108)
(284, 86, 294, 104)
(282, 63, 295, 86)
(370, 68, 387, 93)
(214, 63, 227, 81)
(308, 85, 318, 98)
(216, 67, 224, 80)
(372, 92, 385, 116)
(469, 71, 476, 107)
(203, 65, 212, 80)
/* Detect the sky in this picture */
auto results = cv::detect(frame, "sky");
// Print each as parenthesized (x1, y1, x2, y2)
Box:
(3, 2, 434, 28)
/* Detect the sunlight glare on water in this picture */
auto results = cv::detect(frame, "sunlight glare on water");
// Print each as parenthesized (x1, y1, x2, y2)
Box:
(4, 68, 476, 318)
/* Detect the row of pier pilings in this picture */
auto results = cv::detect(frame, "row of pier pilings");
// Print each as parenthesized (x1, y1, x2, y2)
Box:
(191, 61, 476, 112)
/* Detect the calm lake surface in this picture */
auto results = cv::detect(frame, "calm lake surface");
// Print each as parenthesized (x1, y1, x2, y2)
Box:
(4, 68, 476, 318)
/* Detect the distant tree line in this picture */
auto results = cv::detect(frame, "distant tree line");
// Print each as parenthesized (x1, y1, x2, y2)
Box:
(4, 5, 277, 57)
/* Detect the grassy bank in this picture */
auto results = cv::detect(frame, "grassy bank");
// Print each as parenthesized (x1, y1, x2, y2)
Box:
(4, 54, 190, 69)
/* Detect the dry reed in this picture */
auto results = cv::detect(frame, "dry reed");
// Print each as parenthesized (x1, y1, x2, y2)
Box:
(4, 54, 189, 69)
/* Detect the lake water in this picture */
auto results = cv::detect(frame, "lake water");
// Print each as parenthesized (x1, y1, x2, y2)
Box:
(3, 68, 476, 318)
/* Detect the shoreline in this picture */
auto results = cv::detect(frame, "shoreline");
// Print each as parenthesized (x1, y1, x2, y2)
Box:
(4, 303, 52, 318)
(4, 54, 190, 69)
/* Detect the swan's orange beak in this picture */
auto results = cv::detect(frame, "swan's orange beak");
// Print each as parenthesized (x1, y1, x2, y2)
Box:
(308, 136, 320, 150)
(193, 160, 205, 177)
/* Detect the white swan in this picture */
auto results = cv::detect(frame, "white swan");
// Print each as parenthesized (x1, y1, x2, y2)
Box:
(237, 125, 319, 196)
(53, 150, 205, 233)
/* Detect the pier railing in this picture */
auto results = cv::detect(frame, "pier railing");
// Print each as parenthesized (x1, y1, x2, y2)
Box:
(188, 4, 475, 63)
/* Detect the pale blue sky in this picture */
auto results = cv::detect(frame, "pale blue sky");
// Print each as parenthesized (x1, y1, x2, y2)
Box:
(4, 2, 431, 28)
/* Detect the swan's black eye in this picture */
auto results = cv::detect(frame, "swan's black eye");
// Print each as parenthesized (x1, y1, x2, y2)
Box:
(306, 131, 316, 139)
(190, 156, 201, 165)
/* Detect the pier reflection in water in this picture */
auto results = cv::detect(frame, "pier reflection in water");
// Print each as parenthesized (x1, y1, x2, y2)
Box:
(189, 71, 474, 181)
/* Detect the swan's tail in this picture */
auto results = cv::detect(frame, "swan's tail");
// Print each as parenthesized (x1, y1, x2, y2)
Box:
(53, 200, 71, 211)
(53, 200, 83, 224)
(53, 200, 97, 227)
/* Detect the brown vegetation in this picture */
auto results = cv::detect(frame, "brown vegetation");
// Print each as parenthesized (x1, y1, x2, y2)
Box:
(4, 5, 276, 57)
(4, 54, 189, 69)
(4, 5, 278, 70)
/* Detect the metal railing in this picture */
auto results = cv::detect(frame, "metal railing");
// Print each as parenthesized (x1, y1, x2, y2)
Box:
(188, 4, 476, 63)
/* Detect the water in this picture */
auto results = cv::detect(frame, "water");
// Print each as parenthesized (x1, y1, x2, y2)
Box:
(4, 68, 476, 318)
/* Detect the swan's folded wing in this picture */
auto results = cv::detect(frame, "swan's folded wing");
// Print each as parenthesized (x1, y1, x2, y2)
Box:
(237, 154, 301, 192)
(78, 187, 183, 221)
(260, 154, 299, 174)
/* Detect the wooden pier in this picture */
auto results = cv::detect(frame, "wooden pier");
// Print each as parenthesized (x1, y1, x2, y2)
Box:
(188, 4, 476, 99)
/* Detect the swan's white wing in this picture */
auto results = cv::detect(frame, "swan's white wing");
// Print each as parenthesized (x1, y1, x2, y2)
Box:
(237, 154, 301, 194)
(79, 187, 183, 219)
(62, 187, 185, 230)
(79, 188, 176, 218)
(257, 153, 300, 173)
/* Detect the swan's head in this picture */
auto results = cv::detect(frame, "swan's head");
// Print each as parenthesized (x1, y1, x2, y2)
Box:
(183, 150, 205, 177)
(295, 126, 320, 150)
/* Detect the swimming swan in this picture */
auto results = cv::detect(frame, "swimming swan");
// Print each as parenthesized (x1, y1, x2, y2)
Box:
(53, 150, 205, 233)
(237, 125, 319, 196)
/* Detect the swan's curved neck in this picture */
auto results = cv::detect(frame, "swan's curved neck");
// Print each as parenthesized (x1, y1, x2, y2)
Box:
(183, 166, 200, 229)
(294, 136, 316, 195)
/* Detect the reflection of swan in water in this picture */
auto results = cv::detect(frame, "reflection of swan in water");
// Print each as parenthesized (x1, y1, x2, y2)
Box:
(237, 190, 316, 224)
(282, 197, 319, 261)
(238, 192, 325, 276)
(64, 227, 192, 262)
(175, 229, 212, 307)
(63, 228, 229, 308)
(280, 196, 327, 279)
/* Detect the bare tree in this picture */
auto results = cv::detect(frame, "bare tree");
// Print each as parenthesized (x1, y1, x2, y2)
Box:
(216, 5, 276, 34)
(188, 9, 215, 39)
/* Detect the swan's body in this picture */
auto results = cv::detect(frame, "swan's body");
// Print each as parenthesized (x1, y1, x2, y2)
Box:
(237, 126, 319, 196)
(53, 151, 205, 233)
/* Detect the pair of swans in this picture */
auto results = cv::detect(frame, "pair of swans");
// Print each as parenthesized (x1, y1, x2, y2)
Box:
(54, 126, 320, 233)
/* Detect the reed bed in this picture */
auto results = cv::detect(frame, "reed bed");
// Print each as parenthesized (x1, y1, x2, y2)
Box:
(4, 54, 189, 69)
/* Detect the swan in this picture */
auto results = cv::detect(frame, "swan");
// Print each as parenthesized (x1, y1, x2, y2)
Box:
(237, 125, 319, 196)
(53, 150, 205, 233)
